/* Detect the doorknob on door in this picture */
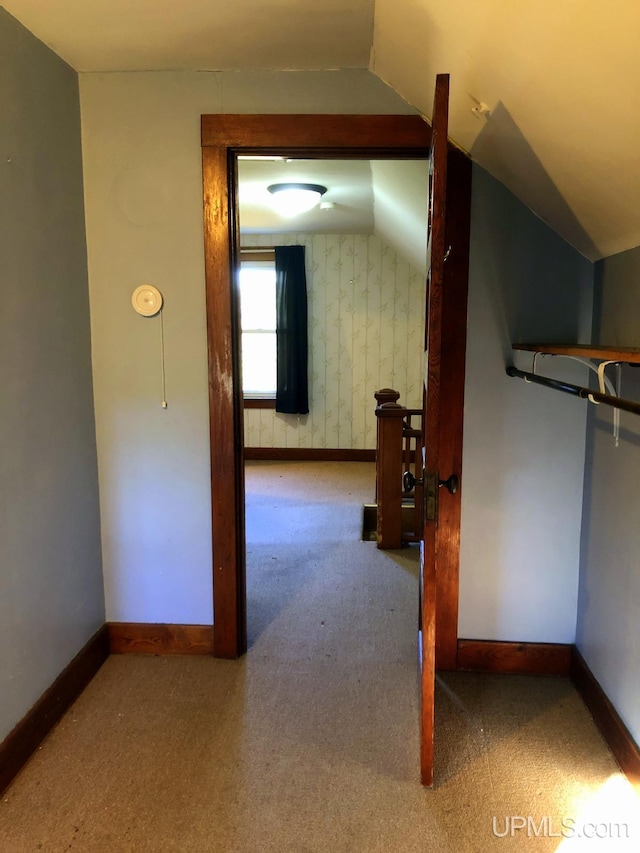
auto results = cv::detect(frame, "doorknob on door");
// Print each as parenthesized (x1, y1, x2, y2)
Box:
(403, 471, 458, 494)
(403, 470, 420, 492)
(439, 474, 459, 495)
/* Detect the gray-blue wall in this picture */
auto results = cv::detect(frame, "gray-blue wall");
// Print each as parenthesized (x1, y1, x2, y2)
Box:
(460, 164, 594, 643)
(577, 246, 640, 745)
(1, 4, 637, 756)
(0, 9, 104, 742)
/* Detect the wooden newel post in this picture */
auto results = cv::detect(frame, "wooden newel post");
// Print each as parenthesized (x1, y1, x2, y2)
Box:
(375, 394, 404, 550)
(374, 388, 401, 407)
(374, 388, 401, 503)
(374, 387, 401, 503)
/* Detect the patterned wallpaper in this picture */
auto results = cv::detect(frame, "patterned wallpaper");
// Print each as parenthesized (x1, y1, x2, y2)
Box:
(243, 233, 426, 449)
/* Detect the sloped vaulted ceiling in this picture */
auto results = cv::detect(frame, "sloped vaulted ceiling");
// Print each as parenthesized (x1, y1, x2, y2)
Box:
(4, 0, 640, 260)
(371, 0, 640, 261)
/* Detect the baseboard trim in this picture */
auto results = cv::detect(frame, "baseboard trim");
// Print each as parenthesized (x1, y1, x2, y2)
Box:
(457, 639, 572, 676)
(570, 646, 640, 792)
(0, 625, 109, 796)
(244, 448, 376, 462)
(108, 622, 215, 655)
(2, 627, 638, 796)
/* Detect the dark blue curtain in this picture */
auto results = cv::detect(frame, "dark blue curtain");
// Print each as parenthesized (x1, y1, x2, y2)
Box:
(275, 246, 309, 414)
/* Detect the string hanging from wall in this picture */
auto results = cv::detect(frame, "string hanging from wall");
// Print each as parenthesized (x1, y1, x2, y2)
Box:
(131, 284, 168, 408)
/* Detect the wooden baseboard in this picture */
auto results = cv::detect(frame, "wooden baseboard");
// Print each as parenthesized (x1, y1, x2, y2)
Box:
(244, 447, 376, 462)
(3, 626, 638, 797)
(0, 625, 109, 796)
(456, 639, 572, 676)
(108, 623, 215, 655)
(571, 646, 640, 792)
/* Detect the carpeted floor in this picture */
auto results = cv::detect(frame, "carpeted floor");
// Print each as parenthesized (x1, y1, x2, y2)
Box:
(0, 461, 637, 851)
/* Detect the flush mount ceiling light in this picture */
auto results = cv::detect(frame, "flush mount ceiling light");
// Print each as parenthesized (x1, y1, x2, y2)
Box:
(267, 183, 327, 218)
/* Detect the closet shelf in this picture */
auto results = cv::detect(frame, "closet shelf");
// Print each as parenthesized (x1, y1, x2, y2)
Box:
(513, 343, 640, 364)
(508, 343, 640, 438)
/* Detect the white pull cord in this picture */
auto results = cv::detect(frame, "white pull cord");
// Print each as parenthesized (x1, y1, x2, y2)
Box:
(160, 308, 168, 409)
(131, 285, 167, 409)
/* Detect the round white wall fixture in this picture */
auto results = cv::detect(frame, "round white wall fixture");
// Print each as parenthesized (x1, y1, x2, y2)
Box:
(132, 284, 163, 317)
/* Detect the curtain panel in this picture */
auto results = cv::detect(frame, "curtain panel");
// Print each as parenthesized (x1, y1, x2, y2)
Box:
(275, 245, 309, 414)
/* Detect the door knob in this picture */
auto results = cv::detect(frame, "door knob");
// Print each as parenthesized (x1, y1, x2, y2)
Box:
(439, 474, 459, 495)
(403, 470, 420, 492)
(403, 471, 459, 495)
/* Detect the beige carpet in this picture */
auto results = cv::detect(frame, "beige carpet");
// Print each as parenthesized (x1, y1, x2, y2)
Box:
(1, 461, 637, 852)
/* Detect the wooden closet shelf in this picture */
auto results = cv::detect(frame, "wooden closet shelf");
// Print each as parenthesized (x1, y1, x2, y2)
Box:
(513, 343, 640, 364)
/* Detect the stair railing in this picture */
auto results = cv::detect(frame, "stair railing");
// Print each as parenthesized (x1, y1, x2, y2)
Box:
(374, 389, 423, 549)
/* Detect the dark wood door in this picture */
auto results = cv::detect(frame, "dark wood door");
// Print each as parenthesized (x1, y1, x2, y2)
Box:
(420, 74, 451, 787)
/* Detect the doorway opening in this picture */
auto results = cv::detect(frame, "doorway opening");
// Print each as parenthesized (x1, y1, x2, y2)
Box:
(200, 114, 469, 662)
(237, 155, 429, 647)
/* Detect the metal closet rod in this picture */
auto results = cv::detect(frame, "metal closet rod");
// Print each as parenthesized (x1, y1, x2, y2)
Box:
(506, 365, 640, 417)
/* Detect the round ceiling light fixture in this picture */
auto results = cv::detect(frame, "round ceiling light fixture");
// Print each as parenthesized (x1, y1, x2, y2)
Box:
(267, 183, 328, 218)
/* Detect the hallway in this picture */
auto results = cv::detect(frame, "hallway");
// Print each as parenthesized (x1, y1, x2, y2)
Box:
(0, 462, 635, 851)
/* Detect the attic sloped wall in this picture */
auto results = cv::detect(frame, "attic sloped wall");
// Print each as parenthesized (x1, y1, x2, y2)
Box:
(577, 248, 640, 744)
(243, 232, 425, 450)
(0, 10, 104, 742)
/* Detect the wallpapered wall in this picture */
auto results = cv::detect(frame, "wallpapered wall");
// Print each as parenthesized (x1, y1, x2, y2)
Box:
(243, 233, 426, 449)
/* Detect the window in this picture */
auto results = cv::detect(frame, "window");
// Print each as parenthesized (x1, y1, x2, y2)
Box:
(239, 253, 277, 406)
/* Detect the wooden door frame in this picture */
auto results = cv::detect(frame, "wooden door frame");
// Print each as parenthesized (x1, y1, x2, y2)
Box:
(200, 114, 471, 660)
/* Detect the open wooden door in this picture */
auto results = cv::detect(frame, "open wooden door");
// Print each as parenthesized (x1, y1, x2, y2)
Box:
(420, 74, 452, 787)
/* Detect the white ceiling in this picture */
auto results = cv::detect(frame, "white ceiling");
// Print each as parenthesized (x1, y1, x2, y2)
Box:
(239, 159, 429, 271)
(371, 0, 640, 260)
(239, 160, 375, 235)
(1, 0, 373, 71)
(4, 0, 640, 260)
(370, 160, 428, 272)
